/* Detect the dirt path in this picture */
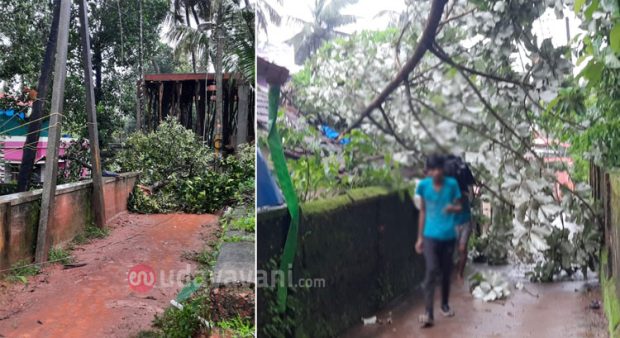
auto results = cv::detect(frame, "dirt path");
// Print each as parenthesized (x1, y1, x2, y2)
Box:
(0, 213, 218, 338)
(343, 267, 608, 338)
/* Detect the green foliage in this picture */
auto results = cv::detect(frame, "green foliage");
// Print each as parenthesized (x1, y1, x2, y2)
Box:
(545, 0, 620, 176)
(172, 172, 242, 214)
(183, 247, 219, 268)
(468, 201, 511, 265)
(153, 297, 206, 338)
(0, 90, 33, 113)
(127, 186, 162, 214)
(268, 116, 407, 202)
(292, 28, 399, 107)
(234, 178, 255, 206)
(0, 0, 169, 142)
(526, 225, 600, 282)
(166, 0, 255, 82)
(115, 118, 213, 186)
(0, 0, 52, 84)
(0, 183, 18, 196)
(57, 138, 90, 184)
(217, 316, 255, 337)
(48, 246, 74, 265)
(116, 119, 254, 214)
(6, 260, 40, 283)
(601, 249, 620, 336)
(73, 223, 110, 244)
(611, 23, 620, 54)
(230, 215, 255, 233)
(131, 331, 160, 338)
(472, 230, 510, 266)
(223, 234, 245, 242)
(63, 103, 125, 150)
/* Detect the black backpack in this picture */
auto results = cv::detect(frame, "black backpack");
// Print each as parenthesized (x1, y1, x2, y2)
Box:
(443, 155, 475, 192)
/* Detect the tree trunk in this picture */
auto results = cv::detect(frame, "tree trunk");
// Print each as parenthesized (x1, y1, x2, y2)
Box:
(185, 5, 197, 73)
(137, 0, 144, 131)
(16, 0, 61, 192)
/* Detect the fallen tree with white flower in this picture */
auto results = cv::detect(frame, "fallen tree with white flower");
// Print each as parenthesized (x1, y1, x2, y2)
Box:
(284, 0, 619, 281)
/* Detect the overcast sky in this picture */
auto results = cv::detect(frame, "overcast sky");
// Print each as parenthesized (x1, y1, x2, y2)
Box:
(258, 0, 582, 73)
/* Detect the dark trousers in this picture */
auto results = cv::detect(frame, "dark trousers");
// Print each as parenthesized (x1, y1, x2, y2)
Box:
(422, 237, 455, 318)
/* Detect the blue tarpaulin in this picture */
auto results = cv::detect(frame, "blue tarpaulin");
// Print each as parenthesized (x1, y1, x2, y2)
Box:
(320, 125, 350, 145)
(257, 148, 285, 207)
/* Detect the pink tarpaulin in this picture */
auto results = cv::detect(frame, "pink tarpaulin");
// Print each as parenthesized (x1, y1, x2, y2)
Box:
(2, 138, 70, 163)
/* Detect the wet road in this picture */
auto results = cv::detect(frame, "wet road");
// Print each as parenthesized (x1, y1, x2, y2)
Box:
(343, 265, 608, 338)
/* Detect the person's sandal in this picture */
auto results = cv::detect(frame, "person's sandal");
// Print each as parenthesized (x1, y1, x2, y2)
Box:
(418, 313, 434, 328)
(440, 304, 455, 317)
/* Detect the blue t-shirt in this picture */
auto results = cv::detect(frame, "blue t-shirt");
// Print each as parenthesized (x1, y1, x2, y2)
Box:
(415, 176, 462, 240)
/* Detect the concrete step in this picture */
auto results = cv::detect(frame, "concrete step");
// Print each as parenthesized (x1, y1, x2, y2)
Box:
(209, 230, 255, 322)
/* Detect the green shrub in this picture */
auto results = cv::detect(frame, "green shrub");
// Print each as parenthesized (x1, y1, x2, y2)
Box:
(6, 260, 40, 283)
(116, 118, 255, 214)
(49, 246, 74, 265)
(128, 186, 165, 214)
(73, 224, 110, 244)
(115, 118, 213, 186)
(153, 299, 205, 338)
(230, 215, 255, 233)
(57, 138, 91, 184)
(0, 183, 18, 196)
(218, 316, 254, 337)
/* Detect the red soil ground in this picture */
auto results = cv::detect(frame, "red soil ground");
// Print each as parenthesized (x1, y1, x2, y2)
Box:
(0, 213, 218, 338)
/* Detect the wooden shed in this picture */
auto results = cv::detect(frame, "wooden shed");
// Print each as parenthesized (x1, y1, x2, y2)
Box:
(139, 73, 254, 149)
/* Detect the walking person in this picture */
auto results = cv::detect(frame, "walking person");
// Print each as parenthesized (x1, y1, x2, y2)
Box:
(455, 189, 473, 281)
(414, 155, 462, 328)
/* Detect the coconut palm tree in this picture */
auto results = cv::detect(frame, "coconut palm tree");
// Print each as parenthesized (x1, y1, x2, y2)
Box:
(257, 0, 283, 34)
(166, 0, 254, 82)
(166, 0, 254, 153)
(166, 0, 214, 73)
(286, 0, 358, 65)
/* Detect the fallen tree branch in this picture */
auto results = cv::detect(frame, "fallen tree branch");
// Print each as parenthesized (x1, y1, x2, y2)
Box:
(445, 52, 544, 164)
(429, 47, 599, 218)
(377, 106, 419, 151)
(341, 0, 448, 136)
(438, 8, 476, 31)
(367, 113, 417, 151)
(412, 97, 529, 162)
(430, 43, 533, 89)
(403, 80, 514, 207)
(403, 79, 450, 155)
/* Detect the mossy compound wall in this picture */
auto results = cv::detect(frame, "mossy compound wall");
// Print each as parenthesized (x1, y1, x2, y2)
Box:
(257, 187, 424, 337)
(0, 173, 138, 271)
(602, 171, 620, 337)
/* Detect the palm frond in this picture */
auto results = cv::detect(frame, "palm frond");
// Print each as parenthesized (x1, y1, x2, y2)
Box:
(322, 0, 358, 18)
(257, 0, 282, 33)
(286, 0, 358, 65)
(326, 14, 356, 28)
